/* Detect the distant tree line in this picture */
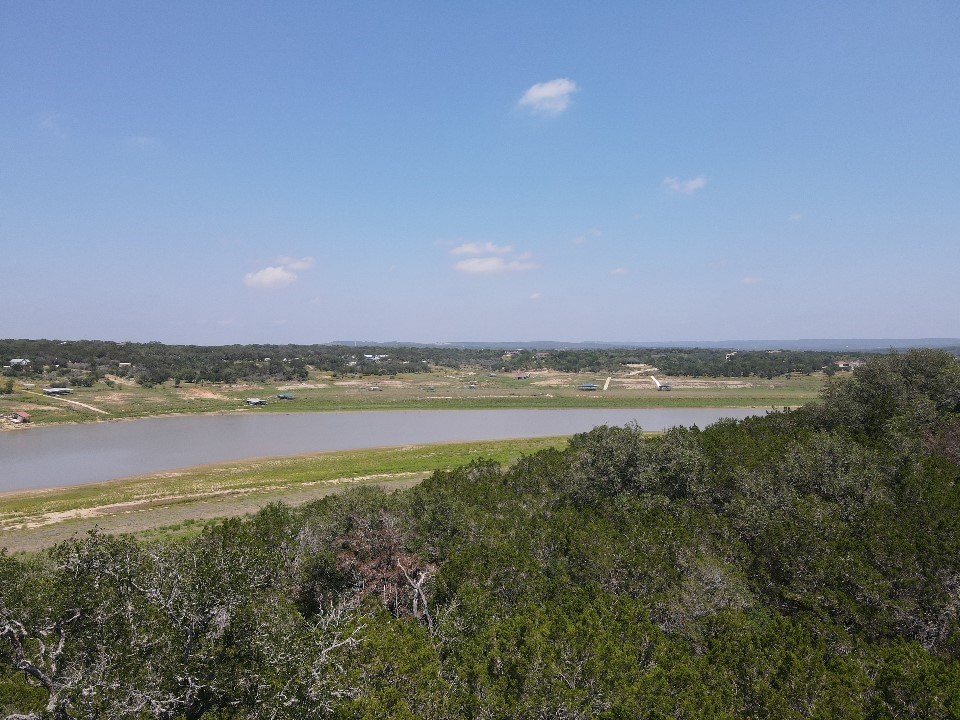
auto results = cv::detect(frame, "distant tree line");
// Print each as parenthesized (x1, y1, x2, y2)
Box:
(0, 339, 895, 385)
(2, 349, 959, 718)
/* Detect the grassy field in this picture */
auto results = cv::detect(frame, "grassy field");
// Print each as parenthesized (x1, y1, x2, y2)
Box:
(0, 368, 825, 427)
(0, 437, 568, 553)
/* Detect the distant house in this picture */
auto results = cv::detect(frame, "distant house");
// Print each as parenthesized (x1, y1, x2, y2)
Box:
(9, 358, 30, 367)
(244, 398, 267, 406)
(368, 385, 382, 391)
(835, 360, 866, 372)
(118, 362, 132, 369)
(578, 383, 599, 391)
(276, 393, 294, 400)
(10, 411, 31, 423)
(43, 387, 72, 395)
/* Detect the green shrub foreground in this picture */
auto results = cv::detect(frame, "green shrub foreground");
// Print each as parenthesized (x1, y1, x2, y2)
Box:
(2, 350, 959, 719)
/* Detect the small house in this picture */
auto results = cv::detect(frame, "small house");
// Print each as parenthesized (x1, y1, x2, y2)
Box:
(245, 398, 267, 406)
(10, 411, 31, 423)
(43, 387, 72, 395)
(578, 383, 599, 391)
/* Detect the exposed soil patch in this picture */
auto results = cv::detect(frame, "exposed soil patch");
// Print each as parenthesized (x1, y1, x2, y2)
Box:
(532, 378, 574, 387)
(179, 389, 231, 400)
(0, 474, 427, 553)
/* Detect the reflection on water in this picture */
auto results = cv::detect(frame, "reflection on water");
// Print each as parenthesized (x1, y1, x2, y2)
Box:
(0, 408, 762, 492)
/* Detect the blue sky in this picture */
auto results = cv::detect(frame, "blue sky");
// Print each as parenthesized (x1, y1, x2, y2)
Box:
(2, 1, 958, 344)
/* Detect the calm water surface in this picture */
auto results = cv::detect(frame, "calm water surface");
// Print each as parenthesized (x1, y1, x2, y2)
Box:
(0, 408, 762, 492)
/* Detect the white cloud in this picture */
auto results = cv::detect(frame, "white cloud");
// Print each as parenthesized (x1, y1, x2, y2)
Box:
(518, 78, 578, 115)
(244, 266, 298, 289)
(447, 240, 537, 274)
(529, 292, 543, 301)
(740, 276, 761, 285)
(610, 267, 628, 276)
(244, 256, 315, 289)
(450, 242, 513, 256)
(664, 176, 707, 195)
(275, 255, 315, 271)
(454, 257, 538, 274)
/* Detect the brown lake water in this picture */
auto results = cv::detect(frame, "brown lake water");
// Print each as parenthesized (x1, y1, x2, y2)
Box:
(0, 408, 763, 492)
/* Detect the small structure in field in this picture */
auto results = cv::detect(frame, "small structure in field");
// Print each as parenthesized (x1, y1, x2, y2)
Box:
(9, 411, 31, 423)
(276, 393, 294, 400)
(650, 376, 672, 391)
(43, 387, 72, 395)
(9, 358, 31, 367)
(578, 383, 599, 391)
(368, 384, 382, 391)
(244, 398, 267, 406)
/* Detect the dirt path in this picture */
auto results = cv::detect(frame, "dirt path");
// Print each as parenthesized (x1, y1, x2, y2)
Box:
(23, 389, 110, 415)
(0, 473, 427, 553)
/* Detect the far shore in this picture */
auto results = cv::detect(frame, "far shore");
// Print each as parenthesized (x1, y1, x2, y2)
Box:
(0, 369, 825, 430)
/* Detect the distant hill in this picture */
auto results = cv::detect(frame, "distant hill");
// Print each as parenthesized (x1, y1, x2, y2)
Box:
(332, 338, 960, 352)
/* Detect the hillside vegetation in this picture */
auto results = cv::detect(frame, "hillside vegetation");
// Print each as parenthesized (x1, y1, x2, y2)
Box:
(2, 350, 959, 719)
(2, 339, 867, 385)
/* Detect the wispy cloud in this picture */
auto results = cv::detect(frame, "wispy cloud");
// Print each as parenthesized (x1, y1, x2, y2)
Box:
(450, 242, 513, 256)
(518, 78, 578, 115)
(124, 135, 161, 149)
(39, 113, 67, 139)
(274, 255, 315, 271)
(244, 256, 315, 289)
(529, 292, 543, 302)
(664, 176, 707, 195)
(574, 228, 602, 246)
(453, 257, 538, 274)
(740, 276, 761, 285)
(610, 267, 628, 276)
(788, 212, 803, 222)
